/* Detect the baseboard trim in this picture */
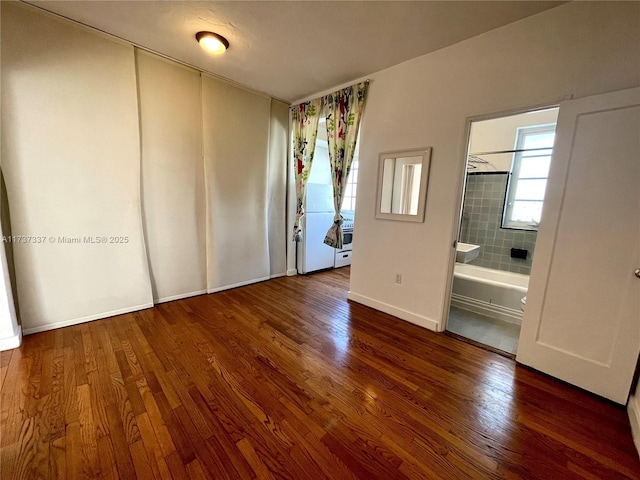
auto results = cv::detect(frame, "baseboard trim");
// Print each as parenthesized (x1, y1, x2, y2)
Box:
(23, 302, 155, 335)
(451, 293, 522, 325)
(155, 290, 208, 304)
(24, 274, 287, 335)
(629, 393, 640, 458)
(0, 326, 22, 351)
(208, 275, 272, 294)
(160, 274, 286, 303)
(286, 269, 297, 276)
(347, 291, 439, 332)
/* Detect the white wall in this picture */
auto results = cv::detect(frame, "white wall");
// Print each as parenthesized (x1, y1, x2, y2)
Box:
(348, 2, 640, 331)
(0, 224, 21, 351)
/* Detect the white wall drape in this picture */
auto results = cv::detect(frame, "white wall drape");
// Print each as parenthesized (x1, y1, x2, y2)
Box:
(267, 100, 290, 277)
(202, 75, 272, 291)
(136, 51, 207, 303)
(1, 3, 154, 334)
(1, 3, 289, 335)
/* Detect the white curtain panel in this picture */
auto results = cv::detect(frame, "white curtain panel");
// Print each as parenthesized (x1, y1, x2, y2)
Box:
(1, 3, 153, 333)
(136, 51, 207, 303)
(267, 100, 289, 277)
(202, 75, 272, 291)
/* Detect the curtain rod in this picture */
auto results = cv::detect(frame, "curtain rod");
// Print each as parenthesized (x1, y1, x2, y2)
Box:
(291, 79, 371, 108)
(469, 147, 553, 156)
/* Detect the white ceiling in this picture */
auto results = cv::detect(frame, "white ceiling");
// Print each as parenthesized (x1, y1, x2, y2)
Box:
(26, 1, 564, 103)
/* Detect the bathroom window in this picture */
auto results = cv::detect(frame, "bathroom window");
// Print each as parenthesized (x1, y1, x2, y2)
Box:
(502, 124, 556, 230)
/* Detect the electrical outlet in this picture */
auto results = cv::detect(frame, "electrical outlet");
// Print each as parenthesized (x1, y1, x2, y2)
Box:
(395, 273, 402, 284)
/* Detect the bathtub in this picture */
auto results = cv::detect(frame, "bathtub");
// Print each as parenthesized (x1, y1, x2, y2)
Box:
(451, 263, 529, 324)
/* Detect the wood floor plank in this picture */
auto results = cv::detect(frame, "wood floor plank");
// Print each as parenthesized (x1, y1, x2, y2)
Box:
(138, 385, 175, 458)
(129, 439, 155, 480)
(86, 369, 109, 440)
(185, 458, 210, 480)
(49, 436, 66, 480)
(62, 346, 78, 426)
(189, 437, 232, 479)
(80, 323, 97, 377)
(163, 451, 189, 480)
(236, 437, 276, 480)
(187, 387, 256, 479)
(1, 348, 25, 447)
(164, 381, 213, 440)
(1, 268, 639, 479)
(0, 365, 8, 394)
(77, 383, 100, 478)
(72, 327, 88, 387)
(65, 415, 83, 480)
(97, 434, 118, 480)
(152, 392, 195, 465)
(109, 371, 142, 446)
(135, 411, 173, 480)
(105, 403, 137, 480)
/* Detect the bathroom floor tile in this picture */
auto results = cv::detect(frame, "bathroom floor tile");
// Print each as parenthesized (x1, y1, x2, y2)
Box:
(446, 306, 520, 355)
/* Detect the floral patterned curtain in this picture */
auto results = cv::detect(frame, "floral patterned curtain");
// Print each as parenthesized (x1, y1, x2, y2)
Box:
(291, 98, 322, 241)
(323, 82, 368, 248)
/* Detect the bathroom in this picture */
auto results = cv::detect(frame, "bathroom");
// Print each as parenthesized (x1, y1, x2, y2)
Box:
(446, 107, 559, 355)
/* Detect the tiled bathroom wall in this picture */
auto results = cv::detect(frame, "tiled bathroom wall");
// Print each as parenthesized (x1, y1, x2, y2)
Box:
(460, 173, 537, 275)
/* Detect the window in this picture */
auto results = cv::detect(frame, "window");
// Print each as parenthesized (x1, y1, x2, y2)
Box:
(342, 155, 358, 211)
(502, 124, 556, 230)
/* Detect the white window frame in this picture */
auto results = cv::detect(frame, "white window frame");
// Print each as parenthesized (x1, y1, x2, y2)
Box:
(502, 123, 556, 231)
(342, 155, 359, 211)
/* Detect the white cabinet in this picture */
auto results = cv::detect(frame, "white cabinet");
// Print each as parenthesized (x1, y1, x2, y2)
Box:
(334, 250, 352, 268)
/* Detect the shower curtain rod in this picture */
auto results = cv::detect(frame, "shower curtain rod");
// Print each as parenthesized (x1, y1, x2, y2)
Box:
(469, 147, 553, 156)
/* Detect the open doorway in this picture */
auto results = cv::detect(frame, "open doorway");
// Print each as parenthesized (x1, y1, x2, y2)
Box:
(446, 106, 559, 355)
(297, 118, 359, 276)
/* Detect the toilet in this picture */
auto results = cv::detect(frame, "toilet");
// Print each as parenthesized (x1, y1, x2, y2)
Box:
(520, 296, 527, 311)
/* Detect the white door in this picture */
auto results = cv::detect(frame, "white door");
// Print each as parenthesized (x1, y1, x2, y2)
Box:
(517, 87, 640, 405)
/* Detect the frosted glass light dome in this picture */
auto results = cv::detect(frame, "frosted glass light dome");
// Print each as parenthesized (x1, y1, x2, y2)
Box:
(195, 31, 229, 55)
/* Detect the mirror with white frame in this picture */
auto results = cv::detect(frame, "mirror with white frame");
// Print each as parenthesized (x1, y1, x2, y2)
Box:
(375, 147, 432, 222)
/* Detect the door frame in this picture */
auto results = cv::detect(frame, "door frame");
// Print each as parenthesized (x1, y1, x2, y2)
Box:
(441, 101, 562, 334)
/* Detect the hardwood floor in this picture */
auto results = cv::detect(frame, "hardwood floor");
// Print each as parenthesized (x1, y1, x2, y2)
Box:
(1, 267, 638, 479)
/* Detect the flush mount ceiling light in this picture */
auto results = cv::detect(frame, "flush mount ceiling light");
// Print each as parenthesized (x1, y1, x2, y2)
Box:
(195, 31, 229, 55)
